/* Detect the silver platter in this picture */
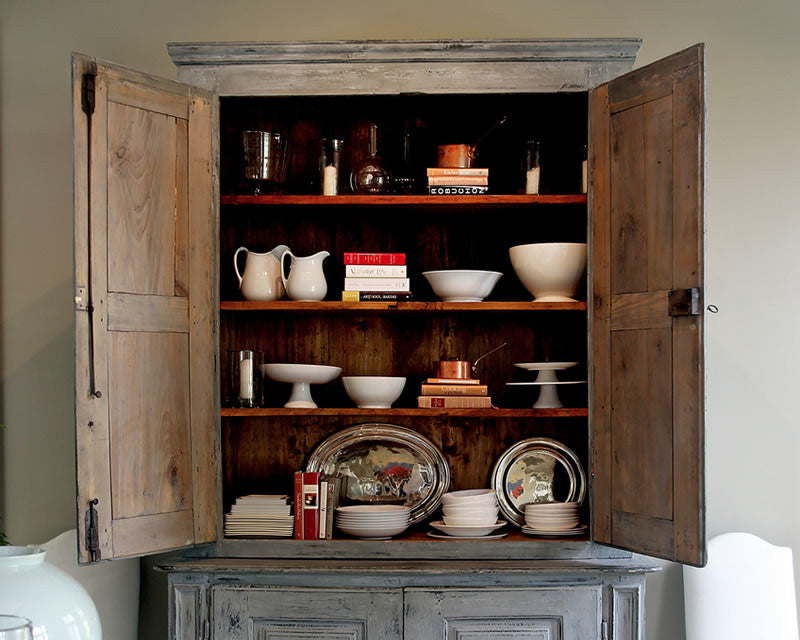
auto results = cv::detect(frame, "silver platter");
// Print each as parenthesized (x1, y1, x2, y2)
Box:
(491, 437, 586, 526)
(306, 423, 450, 525)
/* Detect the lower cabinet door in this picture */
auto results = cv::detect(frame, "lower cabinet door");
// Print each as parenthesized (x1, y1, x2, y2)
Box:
(211, 586, 403, 640)
(404, 587, 603, 639)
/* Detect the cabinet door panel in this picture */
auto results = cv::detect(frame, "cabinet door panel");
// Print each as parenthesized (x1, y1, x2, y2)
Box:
(404, 587, 601, 639)
(73, 53, 217, 562)
(211, 587, 402, 640)
(590, 44, 705, 565)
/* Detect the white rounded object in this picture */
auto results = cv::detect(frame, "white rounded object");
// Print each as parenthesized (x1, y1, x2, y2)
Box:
(261, 363, 341, 385)
(509, 242, 587, 302)
(336, 523, 409, 538)
(342, 376, 407, 409)
(429, 520, 507, 537)
(441, 489, 497, 505)
(0, 546, 101, 640)
(443, 512, 500, 526)
(441, 505, 499, 516)
(422, 270, 502, 302)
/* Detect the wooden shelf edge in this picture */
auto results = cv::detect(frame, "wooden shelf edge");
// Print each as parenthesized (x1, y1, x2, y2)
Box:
(221, 194, 587, 206)
(220, 300, 587, 312)
(221, 407, 589, 418)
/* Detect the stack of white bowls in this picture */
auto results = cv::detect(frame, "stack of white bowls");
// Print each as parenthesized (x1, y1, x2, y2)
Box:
(429, 489, 506, 537)
(522, 501, 585, 536)
(335, 505, 411, 539)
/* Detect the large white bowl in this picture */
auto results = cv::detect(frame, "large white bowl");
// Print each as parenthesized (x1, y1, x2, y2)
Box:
(509, 243, 587, 302)
(441, 489, 497, 505)
(336, 523, 409, 538)
(443, 512, 500, 526)
(422, 270, 502, 302)
(342, 376, 407, 409)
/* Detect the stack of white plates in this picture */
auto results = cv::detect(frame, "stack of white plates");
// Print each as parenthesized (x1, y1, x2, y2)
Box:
(429, 489, 506, 538)
(522, 501, 586, 537)
(335, 505, 411, 539)
(224, 494, 294, 538)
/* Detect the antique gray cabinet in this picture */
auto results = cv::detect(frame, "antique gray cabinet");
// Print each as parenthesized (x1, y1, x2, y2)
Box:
(72, 38, 706, 639)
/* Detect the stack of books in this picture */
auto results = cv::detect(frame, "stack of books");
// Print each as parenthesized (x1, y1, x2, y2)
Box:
(341, 252, 411, 302)
(427, 168, 489, 195)
(293, 471, 342, 540)
(417, 375, 493, 408)
(224, 494, 294, 538)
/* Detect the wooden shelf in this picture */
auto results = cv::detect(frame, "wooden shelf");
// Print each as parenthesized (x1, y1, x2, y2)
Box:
(221, 407, 588, 418)
(221, 194, 587, 206)
(220, 300, 587, 312)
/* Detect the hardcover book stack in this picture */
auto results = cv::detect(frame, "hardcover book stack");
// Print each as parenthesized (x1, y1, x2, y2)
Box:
(223, 494, 294, 538)
(417, 376, 493, 409)
(293, 471, 342, 540)
(341, 252, 411, 302)
(427, 168, 489, 195)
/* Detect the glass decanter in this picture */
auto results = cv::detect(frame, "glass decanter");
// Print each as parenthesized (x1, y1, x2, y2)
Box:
(350, 123, 391, 194)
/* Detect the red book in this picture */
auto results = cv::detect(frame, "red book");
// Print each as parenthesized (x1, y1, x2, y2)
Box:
(302, 472, 321, 540)
(293, 471, 304, 540)
(343, 252, 406, 265)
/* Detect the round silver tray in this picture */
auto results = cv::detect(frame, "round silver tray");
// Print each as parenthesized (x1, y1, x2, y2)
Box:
(491, 437, 586, 526)
(306, 423, 450, 525)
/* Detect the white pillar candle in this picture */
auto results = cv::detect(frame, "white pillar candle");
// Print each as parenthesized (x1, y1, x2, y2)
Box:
(525, 167, 540, 194)
(323, 164, 338, 196)
(239, 355, 254, 402)
(581, 159, 588, 194)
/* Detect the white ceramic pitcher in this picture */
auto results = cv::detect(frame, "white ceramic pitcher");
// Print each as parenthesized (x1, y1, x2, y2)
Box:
(234, 245, 289, 301)
(281, 250, 330, 301)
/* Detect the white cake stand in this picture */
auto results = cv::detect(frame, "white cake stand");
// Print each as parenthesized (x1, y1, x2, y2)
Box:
(260, 363, 342, 408)
(508, 362, 582, 409)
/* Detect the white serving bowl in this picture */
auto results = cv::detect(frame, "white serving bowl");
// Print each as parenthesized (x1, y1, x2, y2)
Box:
(336, 523, 409, 538)
(429, 520, 507, 537)
(342, 376, 407, 409)
(508, 242, 587, 302)
(441, 489, 497, 506)
(442, 505, 499, 516)
(443, 512, 500, 526)
(260, 363, 342, 408)
(422, 270, 503, 302)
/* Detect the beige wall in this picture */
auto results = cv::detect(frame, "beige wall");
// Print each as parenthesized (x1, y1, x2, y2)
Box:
(2, 0, 798, 638)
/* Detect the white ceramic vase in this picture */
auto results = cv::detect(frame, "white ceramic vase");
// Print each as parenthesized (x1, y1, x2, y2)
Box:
(0, 546, 101, 639)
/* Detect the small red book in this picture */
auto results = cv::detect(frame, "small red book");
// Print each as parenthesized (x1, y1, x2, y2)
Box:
(302, 472, 321, 540)
(343, 252, 406, 265)
(293, 471, 304, 540)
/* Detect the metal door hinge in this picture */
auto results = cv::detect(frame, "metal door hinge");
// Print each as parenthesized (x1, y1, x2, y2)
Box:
(75, 286, 89, 311)
(85, 498, 100, 562)
(602, 619, 609, 640)
(81, 73, 96, 115)
(203, 620, 210, 640)
(668, 287, 702, 317)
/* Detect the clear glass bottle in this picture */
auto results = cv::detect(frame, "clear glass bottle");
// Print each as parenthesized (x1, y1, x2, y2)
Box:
(580, 144, 588, 194)
(350, 123, 391, 194)
(524, 139, 541, 195)
(392, 125, 416, 194)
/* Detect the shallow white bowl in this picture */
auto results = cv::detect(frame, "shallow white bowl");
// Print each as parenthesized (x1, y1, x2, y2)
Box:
(442, 504, 499, 515)
(509, 243, 587, 302)
(342, 376, 407, 409)
(336, 523, 409, 538)
(443, 512, 500, 526)
(260, 363, 342, 408)
(441, 489, 497, 506)
(422, 270, 503, 302)
(429, 520, 507, 537)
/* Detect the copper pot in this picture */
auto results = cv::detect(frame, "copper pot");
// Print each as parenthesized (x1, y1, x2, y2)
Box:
(435, 342, 509, 380)
(436, 115, 509, 169)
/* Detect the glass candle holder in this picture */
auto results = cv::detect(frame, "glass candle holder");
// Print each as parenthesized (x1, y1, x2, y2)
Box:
(0, 616, 33, 640)
(320, 138, 344, 196)
(580, 144, 588, 194)
(227, 350, 263, 408)
(524, 139, 541, 195)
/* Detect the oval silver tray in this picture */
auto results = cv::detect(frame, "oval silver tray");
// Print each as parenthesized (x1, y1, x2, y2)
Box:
(306, 423, 451, 525)
(491, 437, 586, 526)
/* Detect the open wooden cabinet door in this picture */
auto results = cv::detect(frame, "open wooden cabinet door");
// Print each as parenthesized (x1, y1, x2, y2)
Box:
(73, 54, 217, 563)
(590, 45, 706, 566)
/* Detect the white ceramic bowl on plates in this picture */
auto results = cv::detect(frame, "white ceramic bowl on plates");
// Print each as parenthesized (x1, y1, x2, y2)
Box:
(508, 242, 587, 302)
(442, 512, 500, 526)
(441, 489, 497, 506)
(342, 376, 407, 409)
(422, 270, 503, 302)
(442, 505, 499, 516)
(336, 523, 409, 538)
(429, 520, 506, 537)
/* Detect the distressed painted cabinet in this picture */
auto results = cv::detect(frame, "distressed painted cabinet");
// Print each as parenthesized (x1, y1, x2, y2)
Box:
(72, 39, 706, 640)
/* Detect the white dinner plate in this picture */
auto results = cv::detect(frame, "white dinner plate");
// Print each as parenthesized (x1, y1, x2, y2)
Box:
(427, 532, 508, 540)
(429, 520, 507, 537)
